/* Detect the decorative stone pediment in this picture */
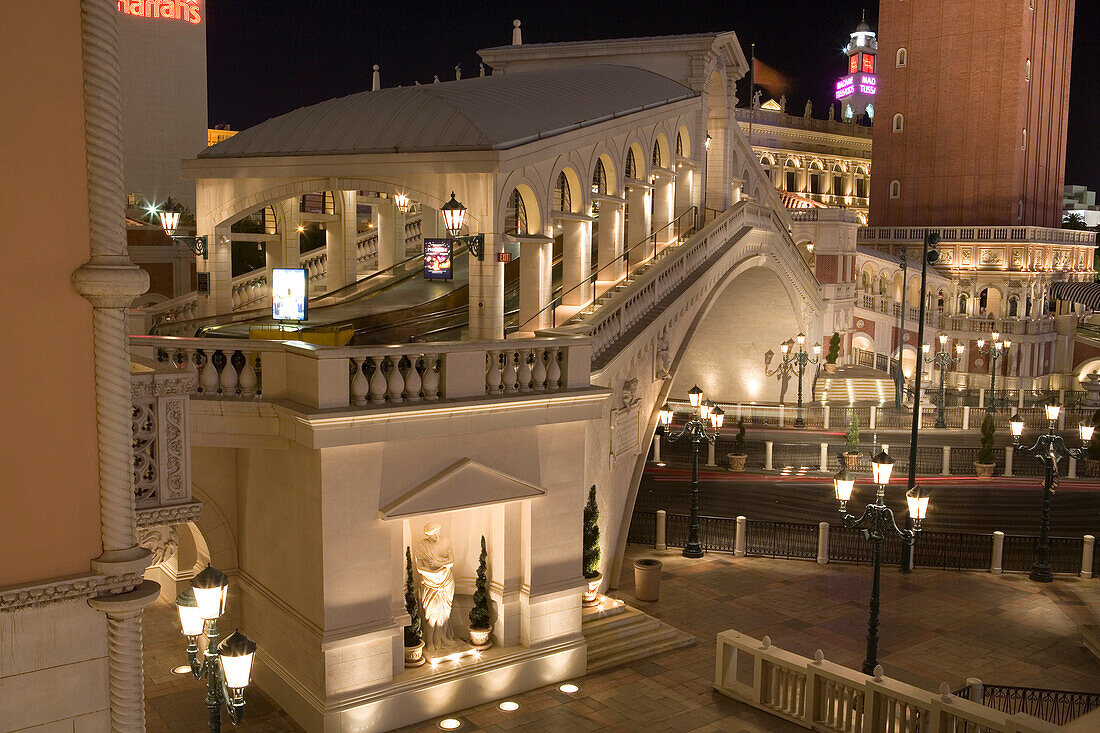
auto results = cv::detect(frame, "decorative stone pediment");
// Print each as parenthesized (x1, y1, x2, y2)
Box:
(379, 459, 544, 520)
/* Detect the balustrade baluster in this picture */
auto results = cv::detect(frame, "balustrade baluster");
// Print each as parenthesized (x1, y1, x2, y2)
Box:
(350, 357, 369, 405)
(502, 350, 518, 394)
(385, 355, 405, 402)
(219, 350, 239, 397)
(485, 350, 502, 394)
(199, 350, 218, 394)
(517, 349, 533, 392)
(531, 347, 548, 391)
(405, 354, 423, 403)
(368, 356, 387, 404)
(422, 353, 439, 400)
(239, 351, 258, 397)
(546, 347, 562, 390)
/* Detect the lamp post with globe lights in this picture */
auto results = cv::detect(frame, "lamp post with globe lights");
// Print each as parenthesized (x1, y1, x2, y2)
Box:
(175, 565, 258, 732)
(832, 451, 928, 674)
(765, 333, 821, 427)
(923, 334, 965, 428)
(659, 387, 723, 558)
(976, 332, 1010, 413)
(1009, 406, 1094, 583)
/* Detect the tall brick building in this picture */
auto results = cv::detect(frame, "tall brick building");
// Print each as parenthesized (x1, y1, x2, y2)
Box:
(870, 0, 1075, 228)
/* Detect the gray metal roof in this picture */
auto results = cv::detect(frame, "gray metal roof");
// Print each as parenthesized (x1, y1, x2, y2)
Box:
(200, 65, 696, 159)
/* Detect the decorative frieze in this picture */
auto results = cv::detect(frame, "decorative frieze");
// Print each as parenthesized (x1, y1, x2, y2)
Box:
(0, 571, 145, 612)
(136, 501, 203, 528)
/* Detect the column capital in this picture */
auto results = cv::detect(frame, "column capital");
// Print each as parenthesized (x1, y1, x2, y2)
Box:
(72, 258, 149, 308)
(88, 579, 161, 618)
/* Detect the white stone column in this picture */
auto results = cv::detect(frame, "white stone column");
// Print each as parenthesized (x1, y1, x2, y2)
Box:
(325, 190, 358, 291)
(376, 200, 405, 271)
(518, 237, 553, 333)
(468, 239, 505, 340)
(88, 582, 161, 733)
(420, 203, 443, 242)
(594, 196, 625, 282)
(272, 197, 301, 272)
(197, 223, 231, 316)
(625, 182, 652, 269)
(651, 169, 675, 243)
(674, 162, 694, 219)
(558, 214, 593, 307)
(490, 503, 524, 647)
(706, 119, 730, 212)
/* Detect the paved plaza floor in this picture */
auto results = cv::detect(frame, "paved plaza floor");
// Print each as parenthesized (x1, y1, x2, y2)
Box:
(144, 547, 1100, 732)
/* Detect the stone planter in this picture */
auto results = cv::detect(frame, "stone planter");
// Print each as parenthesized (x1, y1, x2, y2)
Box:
(824, 362, 838, 374)
(404, 641, 426, 668)
(582, 572, 602, 607)
(634, 559, 662, 602)
(468, 625, 492, 651)
(843, 452, 862, 471)
(974, 462, 995, 478)
(727, 453, 747, 472)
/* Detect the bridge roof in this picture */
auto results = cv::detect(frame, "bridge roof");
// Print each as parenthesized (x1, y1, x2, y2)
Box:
(200, 65, 696, 159)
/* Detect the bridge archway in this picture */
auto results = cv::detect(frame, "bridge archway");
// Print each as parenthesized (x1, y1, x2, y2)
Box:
(670, 263, 805, 403)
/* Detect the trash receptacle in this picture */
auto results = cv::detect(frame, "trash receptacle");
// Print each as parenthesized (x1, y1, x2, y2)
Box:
(634, 558, 662, 602)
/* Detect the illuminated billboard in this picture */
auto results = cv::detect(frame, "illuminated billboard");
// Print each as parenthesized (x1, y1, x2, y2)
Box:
(859, 74, 877, 95)
(836, 76, 855, 100)
(272, 268, 309, 321)
(423, 239, 453, 280)
(861, 53, 876, 74)
(117, 0, 202, 23)
(836, 74, 876, 100)
(849, 55, 858, 74)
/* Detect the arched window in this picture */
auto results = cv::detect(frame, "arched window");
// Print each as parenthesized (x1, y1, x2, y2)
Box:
(1021, 128, 1027, 150)
(592, 158, 607, 196)
(1025, 297, 1033, 317)
(1025, 58, 1031, 82)
(896, 47, 907, 67)
(958, 293, 969, 315)
(651, 140, 662, 169)
(675, 132, 684, 158)
(892, 113, 904, 132)
(937, 290, 945, 312)
(889, 180, 901, 199)
(855, 167, 868, 198)
(625, 148, 637, 179)
(554, 171, 572, 212)
(832, 164, 845, 195)
(784, 159, 799, 192)
(1008, 296, 1019, 317)
(861, 271, 870, 291)
(506, 188, 528, 235)
(810, 161, 824, 194)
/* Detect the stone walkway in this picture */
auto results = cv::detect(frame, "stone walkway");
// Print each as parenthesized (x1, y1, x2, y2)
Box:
(145, 548, 1100, 731)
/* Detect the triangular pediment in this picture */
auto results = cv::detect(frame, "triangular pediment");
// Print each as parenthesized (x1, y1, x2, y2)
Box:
(379, 458, 545, 520)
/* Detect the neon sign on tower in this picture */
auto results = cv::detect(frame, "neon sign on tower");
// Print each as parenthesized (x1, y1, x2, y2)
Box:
(117, 0, 202, 24)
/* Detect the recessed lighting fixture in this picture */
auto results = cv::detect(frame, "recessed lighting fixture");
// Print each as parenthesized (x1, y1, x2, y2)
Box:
(171, 665, 191, 676)
(438, 719, 462, 730)
(498, 701, 519, 712)
(558, 683, 579, 694)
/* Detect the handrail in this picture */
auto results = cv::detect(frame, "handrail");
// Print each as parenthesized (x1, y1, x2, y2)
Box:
(514, 206, 697, 333)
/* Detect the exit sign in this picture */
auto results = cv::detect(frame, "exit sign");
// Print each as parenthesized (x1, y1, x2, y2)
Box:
(497, 252, 512, 263)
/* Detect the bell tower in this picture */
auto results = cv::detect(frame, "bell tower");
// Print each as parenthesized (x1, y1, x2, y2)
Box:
(835, 13, 877, 121)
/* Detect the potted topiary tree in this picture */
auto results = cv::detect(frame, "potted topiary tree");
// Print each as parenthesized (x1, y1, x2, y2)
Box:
(581, 485, 602, 607)
(727, 415, 748, 471)
(974, 413, 997, 478)
(824, 332, 842, 374)
(404, 547, 425, 667)
(843, 412, 862, 470)
(467, 536, 492, 650)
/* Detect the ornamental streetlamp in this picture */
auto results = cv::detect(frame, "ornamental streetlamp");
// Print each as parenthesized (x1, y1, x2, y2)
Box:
(394, 192, 411, 214)
(1010, 405, 1092, 583)
(659, 387, 723, 558)
(976, 332, 1010, 413)
(833, 450, 927, 674)
(175, 565, 258, 732)
(765, 334, 821, 427)
(159, 210, 208, 259)
(440, 192, 485, 260)
(922, 334, 965, 429)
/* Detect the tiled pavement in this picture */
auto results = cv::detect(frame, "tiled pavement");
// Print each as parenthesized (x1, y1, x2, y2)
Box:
(145, 548, 1100, 731)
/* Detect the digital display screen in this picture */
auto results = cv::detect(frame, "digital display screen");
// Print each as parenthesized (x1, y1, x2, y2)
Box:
(271, 268, 308, 321)
(835, 76, 855, 100)
(849, 55, 858, 74)
(424, 239, 453, 280)
(861, 53, 876, 74)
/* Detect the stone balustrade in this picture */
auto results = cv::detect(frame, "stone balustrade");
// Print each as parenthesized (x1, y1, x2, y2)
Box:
(715, 630, 1055, 733)
(859, 225, 1096, 246)
(130, 334, 593, 410)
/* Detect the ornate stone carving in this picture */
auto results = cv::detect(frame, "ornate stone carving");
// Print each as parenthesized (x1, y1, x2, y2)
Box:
(1010, 248, 1024, 268)
(960, 249, 971, 267)
(414, 523, 457, 651)
(979, 248, 1003, 266)
(620, 377, 640, 410)
(0, 570, 145, 612)
(162, 398, 187, 501)
(136, 501, 203, 528)
(654, 336, 672, 381)
(138, 525, 178, 566)
(938, 249, 955, 265)
(132, 401, 157, 506)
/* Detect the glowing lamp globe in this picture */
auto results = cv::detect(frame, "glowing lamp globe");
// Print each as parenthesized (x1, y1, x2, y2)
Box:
(217, 629, 257, 691)
(174, 588, 204, 638)
(871, 449, 894, 485)
(191, 564, 229, 621)
(797, 333, 806, 346)
(1009, 414, 1024, 439)
(159, 210, 181, 237)
(711, 406, 725, 429)
(1004, 339, 1012, 349)
(658, 403, 674, 427)
(699, 400, 713, 421)
(688, 385, 703, 408)
(991, 331, 1000, 342)
(939, 333, 948, 346)
(813, 344, 821, 356)
(394, 192, 411, 214)
(780, 343, 790, 355)
(977, 339, 985, 349)
(1045, 403, 1061, 422)
(440, 192, 467, 238)
(906, 488, 930, 525)
(1080, 422, 1095, 442)
(922, 343, 930, 354)
(833, 468, 855, 503)
(955, 344, 965, 355)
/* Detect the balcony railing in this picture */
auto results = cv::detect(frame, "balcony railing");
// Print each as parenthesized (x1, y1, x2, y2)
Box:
(859, 225, 1096, 246)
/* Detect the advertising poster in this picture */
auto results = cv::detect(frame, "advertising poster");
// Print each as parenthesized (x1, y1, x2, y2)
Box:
(271, 268, 309, 321)
(424, 238, 453, 280)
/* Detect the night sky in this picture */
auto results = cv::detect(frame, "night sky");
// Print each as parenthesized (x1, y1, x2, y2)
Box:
(205, 0, 1099, 191)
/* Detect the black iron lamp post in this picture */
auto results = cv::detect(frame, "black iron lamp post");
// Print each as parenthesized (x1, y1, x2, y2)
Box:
(833, 451, 928, 674)
(976, 332, 1010, 413)
(159, 210, 208, 259)
(659, 387, 723, 558)
(1009, 406, 1092, 583)
(441, 192, 486, 260)
(923, 334, 965, 429)
(765, 333, 821, 427)
(175, 565, 258, 732)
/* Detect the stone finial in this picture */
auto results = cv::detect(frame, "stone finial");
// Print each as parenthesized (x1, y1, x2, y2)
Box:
(761, 635, 771, 649)
(372, 64, 380, 91)
(813, 649, 824, 664)
(939, 682, 952, 701)
(455, 64, 461, 80)
(873, 664, 884, 681)
(512, 19, 522, 45)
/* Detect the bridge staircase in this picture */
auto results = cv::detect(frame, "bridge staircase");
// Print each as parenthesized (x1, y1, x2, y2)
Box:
(815, 366, 895, 405)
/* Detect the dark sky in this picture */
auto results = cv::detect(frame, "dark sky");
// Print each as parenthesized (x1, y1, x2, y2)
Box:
(206, 0, 1099, 191)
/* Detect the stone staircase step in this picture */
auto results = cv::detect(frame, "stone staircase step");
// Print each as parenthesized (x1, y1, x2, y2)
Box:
(581, 601, 695, 674)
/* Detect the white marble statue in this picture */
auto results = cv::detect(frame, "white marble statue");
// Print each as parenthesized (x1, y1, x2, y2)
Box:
(414, 522, 457, 650)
